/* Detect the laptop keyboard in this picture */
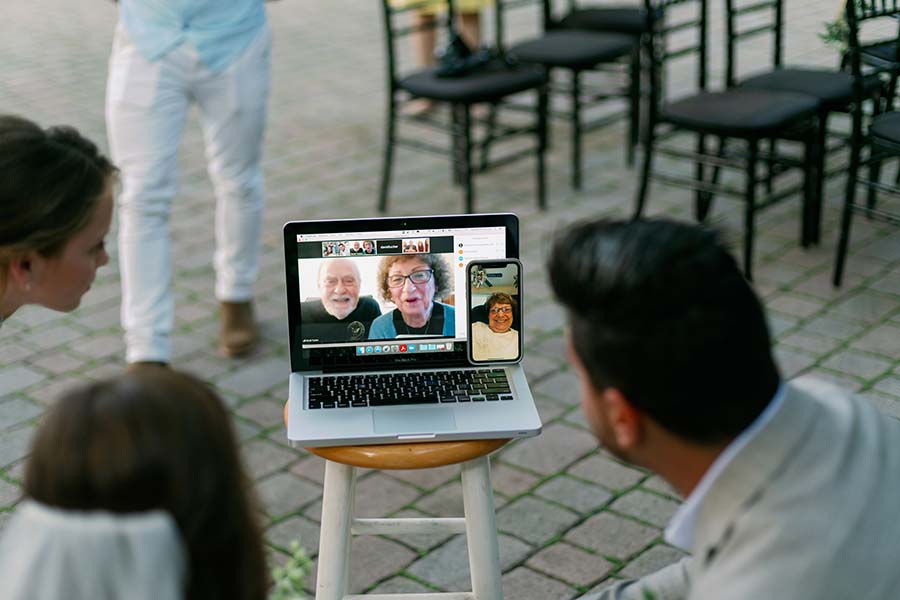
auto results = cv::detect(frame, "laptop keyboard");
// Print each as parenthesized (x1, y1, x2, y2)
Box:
(307, 369, 513, 409)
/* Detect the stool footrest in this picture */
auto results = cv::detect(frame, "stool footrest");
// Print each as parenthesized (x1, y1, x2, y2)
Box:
(352, 517, 467, 536)
(345, 594, 475, 600)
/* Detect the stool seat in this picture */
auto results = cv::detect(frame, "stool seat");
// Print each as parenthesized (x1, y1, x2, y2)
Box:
(308, 439, 509, 470)
(282, 402, 509, 469)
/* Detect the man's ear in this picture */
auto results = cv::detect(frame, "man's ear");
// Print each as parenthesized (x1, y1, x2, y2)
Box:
(600, 387, 643, 450)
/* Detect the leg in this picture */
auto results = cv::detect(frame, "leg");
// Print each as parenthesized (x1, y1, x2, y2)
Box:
(537, 84, 549, 210)
(459, 104, 476, 213)
(571, 71, 583, 190)
(743, 140, 760, 281)
(866, 151, 883, 215)
(698, 136, 727, 221)
(694, 134, 707, 221)
(194, 25, 271, 356)
(812, 113, 828, 244)
(479, 102, 498, 171)
(195, 26, 271, 307)
(461, 455, 502, 600)
(627, 44, 641, 168)
(800, 128, 815, 248)
(866, 83, 887, 213)
(458, 11, 481, 50)
(405, 12, 439, 116)
(633, 121, 656, 218)
(835, 115, 865, 286)
(452, 104, 463, 185)
(316, 460, 355, 600)
(765, 138, 777, 197)
(413, 11, 438, 67)
(107, 25, 190, 364)
(379, 92, 398, 212)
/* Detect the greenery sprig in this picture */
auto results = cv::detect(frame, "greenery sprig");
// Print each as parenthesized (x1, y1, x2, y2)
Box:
(270, 541, 312, 600)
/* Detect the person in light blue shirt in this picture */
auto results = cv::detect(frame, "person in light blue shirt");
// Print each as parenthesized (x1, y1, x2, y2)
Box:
(107, 0, 272, 367)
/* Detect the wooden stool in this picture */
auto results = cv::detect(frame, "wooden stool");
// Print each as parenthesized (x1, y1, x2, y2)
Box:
(284, 404, 509, 600)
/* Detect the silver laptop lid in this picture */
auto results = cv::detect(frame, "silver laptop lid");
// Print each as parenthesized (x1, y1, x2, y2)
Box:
(283, 213, 519, 374)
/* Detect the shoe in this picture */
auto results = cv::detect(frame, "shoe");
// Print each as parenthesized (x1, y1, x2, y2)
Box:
(219, 301, 258, 358)
(126, 361, 169, 373)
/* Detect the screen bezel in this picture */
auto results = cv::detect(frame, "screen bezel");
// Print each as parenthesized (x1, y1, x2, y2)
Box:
(284, 213, 520, 372)
(465, 259, 524, 365)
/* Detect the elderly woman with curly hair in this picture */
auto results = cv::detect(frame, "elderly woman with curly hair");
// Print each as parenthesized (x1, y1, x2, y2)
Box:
(369, 253, 456, 339)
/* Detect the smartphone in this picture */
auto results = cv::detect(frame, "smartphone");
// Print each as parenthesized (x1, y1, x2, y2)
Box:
(466, 259, 523, 365)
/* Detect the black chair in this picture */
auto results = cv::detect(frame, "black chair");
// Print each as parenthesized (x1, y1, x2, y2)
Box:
(555, 2, 648, 166)
(378, 0, 549, 214)
(724, 0, 883, 246)
(842, 10, 900, 210)
(634, 0, 820, 280)
(834, 0, 900, 286)
(856, 19, 900, 108)
(492, 0, 642, 189)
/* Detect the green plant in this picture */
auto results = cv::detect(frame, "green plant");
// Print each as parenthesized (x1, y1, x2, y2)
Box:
(820, 1, 868, 53)
(270, 541, 312, 600)
(820, 16, 850, 52)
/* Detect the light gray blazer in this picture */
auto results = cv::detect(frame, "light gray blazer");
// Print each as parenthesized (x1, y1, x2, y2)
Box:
(589, 377, 900, 600)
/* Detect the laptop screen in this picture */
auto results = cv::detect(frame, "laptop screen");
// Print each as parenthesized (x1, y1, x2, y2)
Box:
(283, 214, 518, 372)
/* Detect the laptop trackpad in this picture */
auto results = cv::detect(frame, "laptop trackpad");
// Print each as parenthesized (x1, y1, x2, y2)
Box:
(374, 407, 456, 435)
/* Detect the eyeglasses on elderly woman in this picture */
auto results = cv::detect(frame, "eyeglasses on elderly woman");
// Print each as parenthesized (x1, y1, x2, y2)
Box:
(386, 269, 433, 288)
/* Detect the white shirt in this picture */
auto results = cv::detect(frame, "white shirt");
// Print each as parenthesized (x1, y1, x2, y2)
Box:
(471, 321, 519, 361)
(0, 500, 185, 600)
(118, 0, 267, 72)
(664, 384, 787, 551)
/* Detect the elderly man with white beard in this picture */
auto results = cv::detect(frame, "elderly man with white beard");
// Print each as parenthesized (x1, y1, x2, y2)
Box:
(300, 258, 381, 342)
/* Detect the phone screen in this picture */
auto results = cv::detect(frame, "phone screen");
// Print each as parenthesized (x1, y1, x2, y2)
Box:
(467, 260, 522, 364)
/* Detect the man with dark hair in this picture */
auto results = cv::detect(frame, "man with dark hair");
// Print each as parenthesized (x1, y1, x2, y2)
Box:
(549, 218, 900, 600)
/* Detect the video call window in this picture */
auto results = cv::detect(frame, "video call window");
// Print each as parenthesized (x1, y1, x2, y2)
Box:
(469, 264, 520, 362)
(297, 243, 457, 346)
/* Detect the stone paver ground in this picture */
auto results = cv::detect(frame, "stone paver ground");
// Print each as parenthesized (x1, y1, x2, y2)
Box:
(2, 0, 899, 597)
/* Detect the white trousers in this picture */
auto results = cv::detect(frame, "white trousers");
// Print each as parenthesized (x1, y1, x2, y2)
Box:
(107, 24, 271, 363)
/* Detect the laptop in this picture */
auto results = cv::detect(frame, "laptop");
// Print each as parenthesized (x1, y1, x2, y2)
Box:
(284, 213, 542, 448)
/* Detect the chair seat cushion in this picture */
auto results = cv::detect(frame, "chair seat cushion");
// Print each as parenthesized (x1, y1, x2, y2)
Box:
(510, 30, 636, 70)
(870, 112, 900, 145)
(557, 6, 647, 36)
(399, 60, 546, 104)
(662, 89, 819, 136)
(740, 68, 880, 110)
(863, 41, 900, 68)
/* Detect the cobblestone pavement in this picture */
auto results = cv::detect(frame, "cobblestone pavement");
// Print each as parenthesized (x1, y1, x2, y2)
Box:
(2, 0, 899, 598)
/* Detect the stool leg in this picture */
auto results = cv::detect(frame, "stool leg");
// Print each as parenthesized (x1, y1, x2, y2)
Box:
(316, 460, 355, 600)
(460, 455, 502, 600)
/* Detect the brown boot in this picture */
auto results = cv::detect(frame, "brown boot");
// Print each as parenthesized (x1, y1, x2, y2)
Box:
(219, 301, 258, 358)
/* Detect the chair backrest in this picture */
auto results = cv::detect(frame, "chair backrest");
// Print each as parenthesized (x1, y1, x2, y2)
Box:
(844, 0, 900, 103)
(562, 0, 642, 11)
(642, 0, 709, 108)
(379, 0, 458, 86)
(493, 0, 552, 53)
(723, 0, 783, 88)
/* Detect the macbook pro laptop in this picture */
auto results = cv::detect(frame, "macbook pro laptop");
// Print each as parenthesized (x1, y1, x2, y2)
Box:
(284, 213, 542, 447)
